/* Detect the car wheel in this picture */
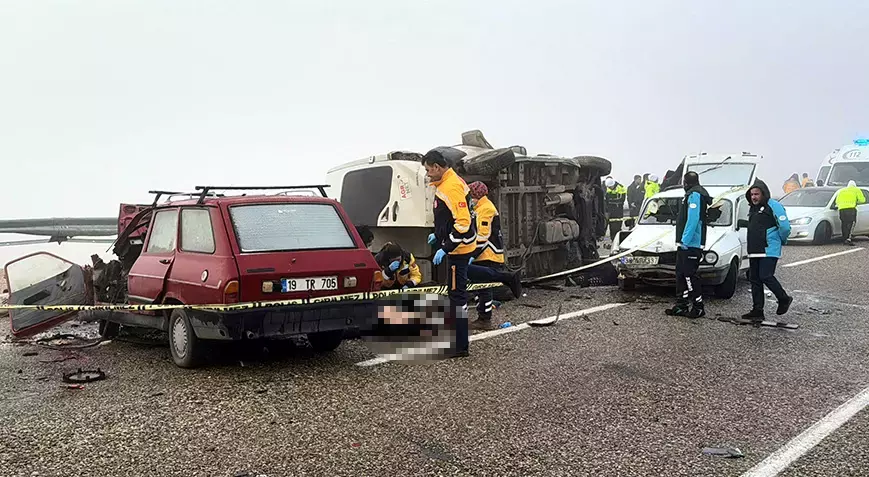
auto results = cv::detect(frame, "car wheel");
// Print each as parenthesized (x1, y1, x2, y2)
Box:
(813, 221, 831, 245)
(461, 148, 516, 176)
(575, 156, 613, 176)
(307, 330, 344, 353)
(168, 309, 205, 368)
(98, 319, 120, 339)
(715, 260, 739, 299)
(618, 277, 636, 291)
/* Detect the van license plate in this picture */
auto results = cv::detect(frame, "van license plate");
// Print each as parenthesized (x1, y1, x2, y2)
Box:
(281, 276, 338, 292)
(620, 256, 659, 265)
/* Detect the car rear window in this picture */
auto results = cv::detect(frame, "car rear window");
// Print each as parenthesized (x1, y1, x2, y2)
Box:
(229, 203, 356, 252)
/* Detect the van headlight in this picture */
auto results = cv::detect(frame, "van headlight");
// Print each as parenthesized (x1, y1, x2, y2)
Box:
(702, 251, 719, 265)
(791, 217, 812, 225)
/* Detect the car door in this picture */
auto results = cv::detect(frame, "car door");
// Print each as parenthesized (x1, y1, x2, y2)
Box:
(5, 252, 91, 337)
(858, 189, 869, 234)
(829, 191, 843, 237)
(127, 207, 179, 304)
(735, 197, 749, 262)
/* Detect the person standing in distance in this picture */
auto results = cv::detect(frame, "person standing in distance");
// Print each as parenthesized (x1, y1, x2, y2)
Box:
(604, 177, 628, 240)
(737, 179, 793, 320)
(626, 175, 645, 229)
(423, 150, 477, 358)
(665, 171, 712, 318)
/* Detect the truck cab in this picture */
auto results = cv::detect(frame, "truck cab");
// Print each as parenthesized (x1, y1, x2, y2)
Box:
(326, 130, 613, 285)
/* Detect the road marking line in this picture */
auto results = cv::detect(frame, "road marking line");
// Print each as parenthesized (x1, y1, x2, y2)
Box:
(783, 247, 865, 268)
(355, 302, 625, 367)
(740, 384, 869, 477)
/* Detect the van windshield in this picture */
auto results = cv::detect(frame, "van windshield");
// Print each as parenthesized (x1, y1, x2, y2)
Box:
(639, 198, 732, 226)
(828, 162, 869, 187)
(229, 203, 356, 252)
(686, 163, 755, 187)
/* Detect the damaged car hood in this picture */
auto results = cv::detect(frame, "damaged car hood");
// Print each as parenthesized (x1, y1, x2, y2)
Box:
(618, 225, 731, 253)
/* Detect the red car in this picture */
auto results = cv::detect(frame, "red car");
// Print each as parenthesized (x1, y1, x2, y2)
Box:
(4, 186, 384, 367)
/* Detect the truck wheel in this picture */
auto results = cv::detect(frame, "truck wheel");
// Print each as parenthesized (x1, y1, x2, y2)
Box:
(169, 309, 206, 368)
(618, 277, 636, 291)
(715, 261, 739, 299)
(575, 156, 612, 176)
(307, 330, 344, 353)
(461, 148, 516, 176)
(98, 319, 120, 339)
(813, 222, 831, 245)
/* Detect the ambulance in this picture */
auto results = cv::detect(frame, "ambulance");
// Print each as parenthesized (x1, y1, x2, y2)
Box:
(816, 139, 869, 187)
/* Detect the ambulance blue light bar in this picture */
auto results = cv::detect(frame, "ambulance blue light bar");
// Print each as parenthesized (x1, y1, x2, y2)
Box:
(855, 138, 869, 146)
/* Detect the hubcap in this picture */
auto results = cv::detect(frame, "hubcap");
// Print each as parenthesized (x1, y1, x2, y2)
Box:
(172, 316, 188, 357)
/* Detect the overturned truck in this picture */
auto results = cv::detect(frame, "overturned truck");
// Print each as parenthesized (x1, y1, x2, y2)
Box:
(326, 130, 613, 292)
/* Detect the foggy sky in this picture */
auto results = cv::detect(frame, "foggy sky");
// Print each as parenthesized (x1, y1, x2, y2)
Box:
(1, 0, 867, 221)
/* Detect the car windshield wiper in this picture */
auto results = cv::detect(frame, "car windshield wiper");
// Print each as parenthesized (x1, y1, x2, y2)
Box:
(694, 156, 733, 176)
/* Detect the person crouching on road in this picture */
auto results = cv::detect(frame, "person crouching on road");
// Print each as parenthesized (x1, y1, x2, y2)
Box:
(375, 242, 423, 291)
(836, 180, 866, 246)
(666, 171, 712, 319)
(423, 149, 477, 358)
(604, 177, 627, 240)
(464, 181, 523, 331)
(737, 179, 793, 320)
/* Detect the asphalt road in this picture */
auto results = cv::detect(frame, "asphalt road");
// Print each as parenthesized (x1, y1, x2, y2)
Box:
(1, 241, 868, 477)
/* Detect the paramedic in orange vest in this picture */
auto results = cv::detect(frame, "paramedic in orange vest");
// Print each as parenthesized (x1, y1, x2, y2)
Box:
(374, 242, 423, 290)
(423, 150, 477, 358)
(465, 181, 523, 330)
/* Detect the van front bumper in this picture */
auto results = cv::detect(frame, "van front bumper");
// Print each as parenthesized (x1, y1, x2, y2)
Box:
(188, 301, 380, 340)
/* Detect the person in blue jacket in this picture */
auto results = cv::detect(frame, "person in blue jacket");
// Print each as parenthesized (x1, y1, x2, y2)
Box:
(737, 179, 793, 320)
(666, 171, 712, 318)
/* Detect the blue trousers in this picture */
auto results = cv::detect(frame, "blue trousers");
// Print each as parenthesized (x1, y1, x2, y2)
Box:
(467, 260, 512, 319)
(447, 254, 470, 353)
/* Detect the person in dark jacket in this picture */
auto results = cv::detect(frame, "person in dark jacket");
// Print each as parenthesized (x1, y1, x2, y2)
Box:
(665, 171, 712, 318)
(626, 175, 645, 229)
(604, 177, 627, 239)
(738, 179, 793, 320)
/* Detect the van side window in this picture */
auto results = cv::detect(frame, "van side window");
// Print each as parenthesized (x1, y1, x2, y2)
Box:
(737, 198, 750, 221)
(181, 208, 216, 253)
(146, 209, 179, 254)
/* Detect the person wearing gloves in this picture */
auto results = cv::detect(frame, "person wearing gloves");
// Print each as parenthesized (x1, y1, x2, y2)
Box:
(665, 171, 712, 319)
(644, 174, 660, 200)
(374, 242, 423, 290)
(835, 180, 866, 246)
(423, 149, 477, 358)
(737, 179, 793, 320)
(604, 177, 628, 240)
(464, 181, 523, 330)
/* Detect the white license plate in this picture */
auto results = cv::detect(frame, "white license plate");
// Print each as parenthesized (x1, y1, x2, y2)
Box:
(620, 256, 659, 266)
(281, 276, 338, 292)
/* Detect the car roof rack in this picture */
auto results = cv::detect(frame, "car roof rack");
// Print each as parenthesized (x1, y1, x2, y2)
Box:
(148, 190, 224, 206)
(194, 185, 330, 204)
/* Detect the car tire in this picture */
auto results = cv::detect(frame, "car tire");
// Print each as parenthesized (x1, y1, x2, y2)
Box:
(618, 277, 636, 291)
(813, 221, 831, 245)
(575, 156, 613, 176)
(715, 260, 739, 299)
(461, 148, 516, 176)
(98, 319, 120, 339)
(168, 309, 206, 368)
(306, 330, 344, 353)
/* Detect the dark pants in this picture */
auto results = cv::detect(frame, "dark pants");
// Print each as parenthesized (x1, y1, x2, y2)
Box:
(840, 208, 857, 241)
(447, 254, 470, 353)
(468, 260, 512, 320)
(609, 218, 622, 240)
(749, 257, 788, 311)
(626, 206, 640, 229)
(675, 248, 703, 306)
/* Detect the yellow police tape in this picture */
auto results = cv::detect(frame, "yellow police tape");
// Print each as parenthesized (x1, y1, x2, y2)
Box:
(0, 282, 504, 313)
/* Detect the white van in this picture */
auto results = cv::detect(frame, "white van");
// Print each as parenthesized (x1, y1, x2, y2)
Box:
(816, 139, 869, 187)
(611, 151, 761, 298)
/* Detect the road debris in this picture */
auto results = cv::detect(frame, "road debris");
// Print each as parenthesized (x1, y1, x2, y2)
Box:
(701, 446, 745, 458)
(62, 368, 106, 384)
(22, 351, 38, 357)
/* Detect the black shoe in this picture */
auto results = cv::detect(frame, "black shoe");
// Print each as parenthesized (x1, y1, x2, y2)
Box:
(509, 273, 523, 299)
(687, 304, 706, 319)
(741, 309, 765, 321)
(665, 304, 690, 316)
(776, 295, 793, 316)
(471, 318, 497, 331)
(846, 239, 855, 246)
(446, 349, 469, 359)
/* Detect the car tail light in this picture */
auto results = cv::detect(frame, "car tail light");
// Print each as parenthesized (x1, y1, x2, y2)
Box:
(224, 280, 240, 303)
(343, 276, 358, 288)
(372, 270, 383, 291)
